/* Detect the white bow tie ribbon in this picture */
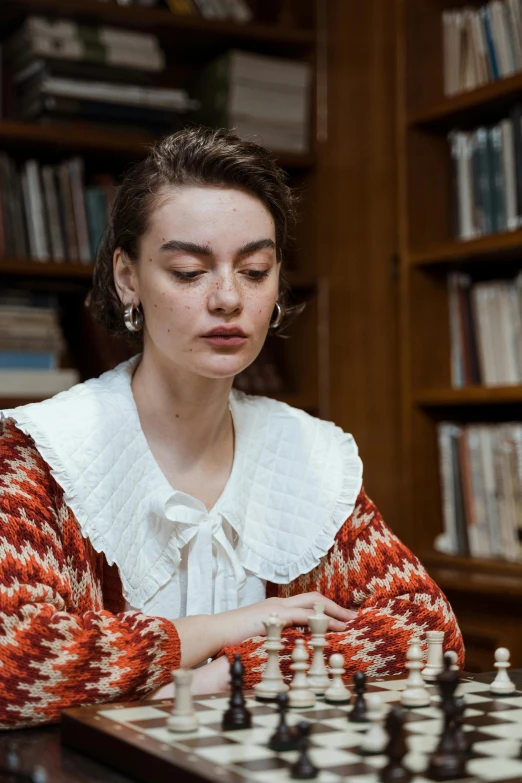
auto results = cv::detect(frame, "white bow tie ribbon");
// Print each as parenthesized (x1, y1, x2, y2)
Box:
(164, 499, 246, 616)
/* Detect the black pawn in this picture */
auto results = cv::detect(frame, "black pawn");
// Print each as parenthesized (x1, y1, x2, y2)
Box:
(427, 655, 467, 781)
(349, 671, 369, 723)
(453, 695, 472, 756)
(268, 693, 300, 752)
(222, 655, 252, 731)
(380, 706, 412, 783)
(290, 721, 318, 780)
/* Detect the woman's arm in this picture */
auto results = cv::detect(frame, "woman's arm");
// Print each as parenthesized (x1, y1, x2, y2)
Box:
(221, 487, 464, 687)
(0, 419, 184, 728)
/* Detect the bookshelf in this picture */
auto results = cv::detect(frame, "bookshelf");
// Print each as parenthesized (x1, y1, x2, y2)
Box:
(397, 0, 522, 670)
(0, 0, 322, 415)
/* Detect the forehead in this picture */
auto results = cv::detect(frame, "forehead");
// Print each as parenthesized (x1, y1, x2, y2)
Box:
(149, 186, 275, 240)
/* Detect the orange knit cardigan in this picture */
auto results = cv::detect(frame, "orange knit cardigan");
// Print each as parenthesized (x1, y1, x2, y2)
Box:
(0, 417, 464, 729)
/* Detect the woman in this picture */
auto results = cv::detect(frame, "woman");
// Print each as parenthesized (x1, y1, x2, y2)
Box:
(0, 127, 463, 729)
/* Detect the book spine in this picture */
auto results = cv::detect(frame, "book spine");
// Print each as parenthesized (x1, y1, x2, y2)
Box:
(67, 158, 91, 263)
(489, 124, 507, 232)
(41, 165, 65, 261)
(24, 159, 50, 261)
(448, 273, 464, 387)
(467, 425, 492, 557)
(481, 5, 501, 78)
(500, 118, 518, 230)
(57, 161, 79, 261)
(436, 423, 460, 555)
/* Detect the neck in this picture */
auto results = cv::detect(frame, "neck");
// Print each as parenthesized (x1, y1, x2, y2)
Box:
(131, 350, 234, 466)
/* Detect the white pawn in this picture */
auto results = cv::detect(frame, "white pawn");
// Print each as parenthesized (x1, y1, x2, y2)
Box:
(288, 639, 316, 709)
(307, 603, 330, 696)
(359, 693, 388, 755)
(422, 630, 444, 682)
(167, 669, 198, 733)
(324, 654, 351, 705)
(490, 648, 516, 696)
(254, 613, 289, 701)
(401, 637, 431, 708)
(445, 650, 459, 672)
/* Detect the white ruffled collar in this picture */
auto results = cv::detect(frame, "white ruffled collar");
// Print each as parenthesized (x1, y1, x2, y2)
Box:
(2, 357, 363, 610)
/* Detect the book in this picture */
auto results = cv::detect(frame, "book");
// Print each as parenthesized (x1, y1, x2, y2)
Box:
(0, 368, 79, 397)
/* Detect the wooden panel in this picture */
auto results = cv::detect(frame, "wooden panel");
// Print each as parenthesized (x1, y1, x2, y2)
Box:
(324, 0, 402, 533)
(409, 268, 451, 389)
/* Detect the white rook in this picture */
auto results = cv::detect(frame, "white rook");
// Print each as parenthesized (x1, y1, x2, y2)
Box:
(422, 630, 444, 682)
(167, 669, 198, 733)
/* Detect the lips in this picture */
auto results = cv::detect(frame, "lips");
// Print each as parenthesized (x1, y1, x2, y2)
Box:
(202, 326, 247, 338)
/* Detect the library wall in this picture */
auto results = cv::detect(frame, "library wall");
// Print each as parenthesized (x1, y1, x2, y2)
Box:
(323, 0, 404, 537)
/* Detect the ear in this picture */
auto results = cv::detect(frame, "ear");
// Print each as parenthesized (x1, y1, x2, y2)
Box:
(113, 248, 140, 305)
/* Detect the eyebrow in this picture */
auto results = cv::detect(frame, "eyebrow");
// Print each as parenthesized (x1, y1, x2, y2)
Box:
(159, 238, 276, 257)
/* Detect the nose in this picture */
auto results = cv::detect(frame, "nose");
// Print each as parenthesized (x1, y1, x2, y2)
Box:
(207, 271, 243, 316)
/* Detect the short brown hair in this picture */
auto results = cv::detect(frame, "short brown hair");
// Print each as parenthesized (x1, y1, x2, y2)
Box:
(88, 126, 298, 342)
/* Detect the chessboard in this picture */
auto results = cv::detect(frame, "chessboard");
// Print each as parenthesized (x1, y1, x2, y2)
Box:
(61, 675, 522, 783)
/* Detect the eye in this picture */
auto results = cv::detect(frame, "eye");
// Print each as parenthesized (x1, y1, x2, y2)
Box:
(170, 270, 203, 281)
(244, 270, 270, 281)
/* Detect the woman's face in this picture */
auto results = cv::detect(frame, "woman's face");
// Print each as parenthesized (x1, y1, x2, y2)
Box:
(115, 186, 280, 379)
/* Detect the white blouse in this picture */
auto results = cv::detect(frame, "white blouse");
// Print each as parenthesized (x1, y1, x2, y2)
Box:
(2, 356, 363, 622)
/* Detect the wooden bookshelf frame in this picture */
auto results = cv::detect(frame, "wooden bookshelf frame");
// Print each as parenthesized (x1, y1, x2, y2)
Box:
(0, 0, 322, 415)
(1, 0, 315, 48)
(396, 0, 522, 668)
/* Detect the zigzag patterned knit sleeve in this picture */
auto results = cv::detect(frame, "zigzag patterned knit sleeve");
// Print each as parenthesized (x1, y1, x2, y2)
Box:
(222, 488, 464, 688)
(0, 418, 181, 729)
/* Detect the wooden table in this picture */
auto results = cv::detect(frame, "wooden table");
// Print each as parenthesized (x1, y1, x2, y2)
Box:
(0, 670, 515, 783)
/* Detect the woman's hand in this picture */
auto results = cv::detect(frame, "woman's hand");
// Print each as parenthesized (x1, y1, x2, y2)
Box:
(176, 593, 357, 668)
(215, 592, 357, 650)
(149, 657, 230, 700)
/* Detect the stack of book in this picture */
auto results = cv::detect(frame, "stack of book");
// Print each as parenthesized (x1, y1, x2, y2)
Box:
(0, 291, 79, 398)
(448, 271, 522, 387)
(193, 50, 311, 153)
(4, 16, 199, 135)
(436, 421, 522, 561)
(0, 152, 115, 263)
(448, 110, 522, 240)
(442, 1, 522, 96)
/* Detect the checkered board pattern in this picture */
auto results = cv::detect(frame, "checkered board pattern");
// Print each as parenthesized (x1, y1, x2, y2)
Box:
(61, 677, 522, 783)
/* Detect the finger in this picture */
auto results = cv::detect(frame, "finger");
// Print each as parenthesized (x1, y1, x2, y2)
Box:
(328, 618, 348, 632)
(290, 593, 356, 623)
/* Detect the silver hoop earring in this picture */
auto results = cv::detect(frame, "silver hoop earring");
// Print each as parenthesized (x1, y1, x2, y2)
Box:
(270, 301, 284, 330)
(123, 303, 144, 333)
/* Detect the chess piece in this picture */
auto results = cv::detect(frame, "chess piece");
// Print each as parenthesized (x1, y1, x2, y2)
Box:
(254, 613, 289, 701)
(268, 692, 300, 752)
(348, 671, 369, 723)
(401, 637, 431, 708)
(290, 721, 318, 780)
(31, 767, 49, 783)
(307, 603, 330, 696)
(422, 630, 444, 682)
(445, 650, 459, 672)
(453, 695, 472, 755)
(490, 647, 516, 696)
(289, 639, 316, 709)
(427, 654, 467, 781)
(167, 669, 198, 733)
(359, 693, 388, 755)
(379, 706, 412, 783)
(222, 655, 252, 730)
(324, 653, 351, 705)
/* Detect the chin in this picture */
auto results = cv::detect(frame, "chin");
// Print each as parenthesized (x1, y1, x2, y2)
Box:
(193, 353, 256, 380)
